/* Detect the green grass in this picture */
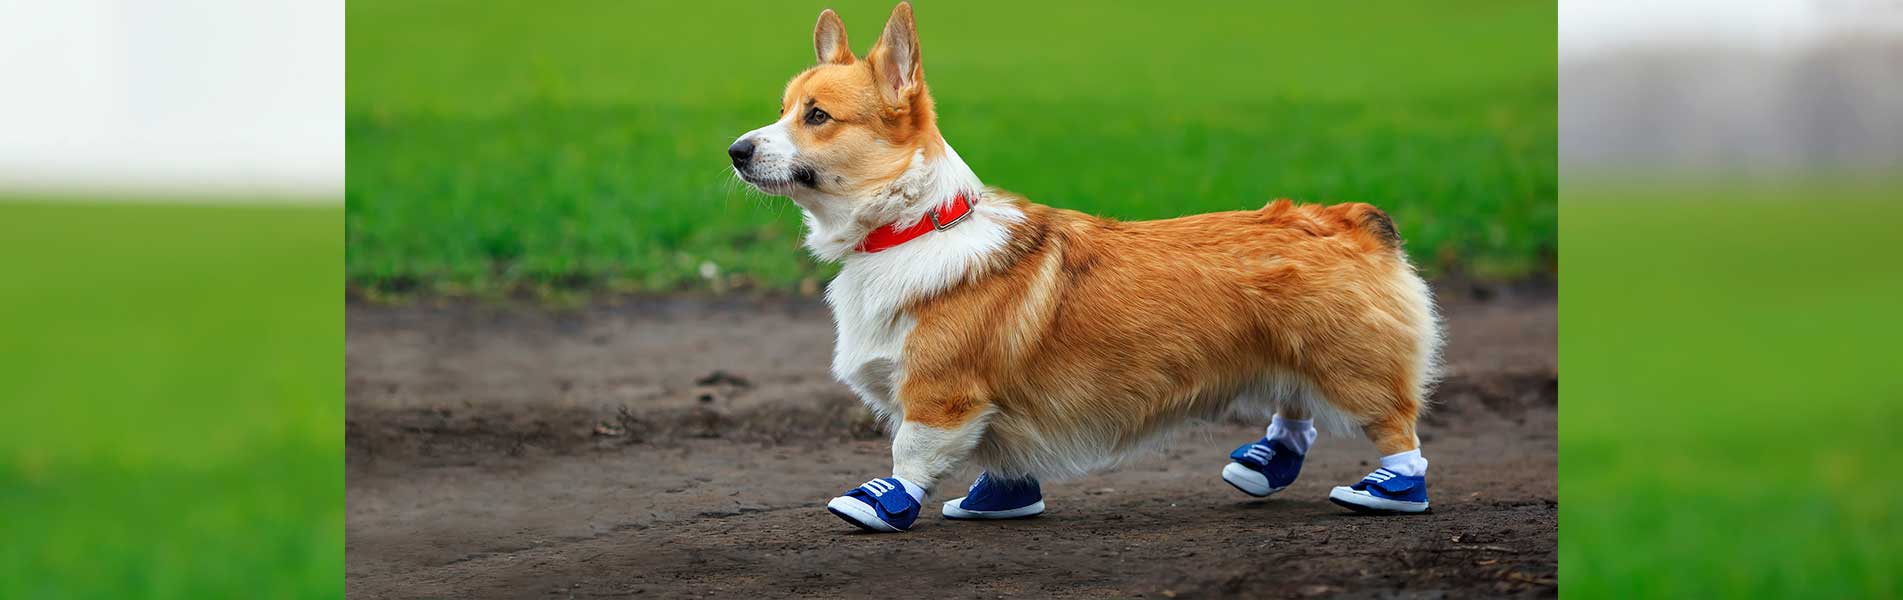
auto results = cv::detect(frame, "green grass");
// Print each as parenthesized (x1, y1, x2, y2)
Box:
(0, 201, 341, 599)
(347, 0, 1555, 295)
(1561, 181, 1903, 597)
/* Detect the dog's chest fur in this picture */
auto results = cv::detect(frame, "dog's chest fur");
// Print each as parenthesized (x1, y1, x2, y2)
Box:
(823, 203, 1020, 422)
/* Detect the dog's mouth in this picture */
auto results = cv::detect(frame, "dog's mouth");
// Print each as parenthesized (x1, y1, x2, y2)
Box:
(737, 171, 792, 193)
(736, 165, 820, 195)
(791, 165, 818, 188)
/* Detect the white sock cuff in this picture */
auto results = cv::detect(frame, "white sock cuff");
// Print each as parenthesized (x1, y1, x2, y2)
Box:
(894, 476, 927, 502)
(1266, 415, 1319, 455)
(1378, 449, 1428, 477)
(1271, 415, 1314, 431)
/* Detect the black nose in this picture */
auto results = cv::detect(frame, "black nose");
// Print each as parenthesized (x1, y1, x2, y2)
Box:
(727, 138, 755, 167)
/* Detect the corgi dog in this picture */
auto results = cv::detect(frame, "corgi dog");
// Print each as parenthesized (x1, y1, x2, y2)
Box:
(728, 3, 1441, 532)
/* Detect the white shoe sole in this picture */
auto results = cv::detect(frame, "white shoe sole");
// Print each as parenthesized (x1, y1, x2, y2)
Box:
(1328, 486, 1429, 514)
(826, 496, 902, 532)
(941, 497, 1045, 520)
(1222, 463, 1288, 497)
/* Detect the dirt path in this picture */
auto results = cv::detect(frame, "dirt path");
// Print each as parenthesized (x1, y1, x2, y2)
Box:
(346, 284, 1556, 598)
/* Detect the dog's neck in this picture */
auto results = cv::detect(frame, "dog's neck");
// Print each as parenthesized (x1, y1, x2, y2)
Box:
(794, 139, 1022, 313)
(792, 140, 996, 262)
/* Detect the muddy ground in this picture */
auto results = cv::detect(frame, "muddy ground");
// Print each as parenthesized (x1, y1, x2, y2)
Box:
(346, 283, 1556, 599)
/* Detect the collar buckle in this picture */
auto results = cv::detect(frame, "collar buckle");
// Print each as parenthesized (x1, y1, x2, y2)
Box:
(927, 193, 977, 231)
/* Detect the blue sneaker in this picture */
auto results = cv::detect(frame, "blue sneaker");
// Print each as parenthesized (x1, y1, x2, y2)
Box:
(826, 478, 922, 532)
(1328, 468, 1430, 514)
(942, 472, 1044, 520)
(1223, 438, 1304, 497)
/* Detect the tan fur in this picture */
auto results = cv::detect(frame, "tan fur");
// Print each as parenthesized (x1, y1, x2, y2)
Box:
(754, 3, 1440, 489)
(906, 197, 1436, 467)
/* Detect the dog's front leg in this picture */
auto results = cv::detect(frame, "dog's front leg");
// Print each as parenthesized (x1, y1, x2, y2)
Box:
(890, 412, 990, 492)
(826, 387, 992, 533)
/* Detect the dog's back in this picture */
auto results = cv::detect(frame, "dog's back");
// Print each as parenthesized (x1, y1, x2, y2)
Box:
(906, 194, 1440, 479)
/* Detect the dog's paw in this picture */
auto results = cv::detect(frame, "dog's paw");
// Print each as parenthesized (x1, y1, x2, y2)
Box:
(827, 477, 922, 532)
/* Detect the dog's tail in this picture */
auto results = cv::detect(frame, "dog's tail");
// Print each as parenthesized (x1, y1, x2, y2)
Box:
(1350, 204, 1403, 249)
(1260, 199, 1404, 250)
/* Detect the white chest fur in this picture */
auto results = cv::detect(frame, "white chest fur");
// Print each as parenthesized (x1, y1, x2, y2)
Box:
(786, 140, 1017, 424)
(822, 201, 1022, 423)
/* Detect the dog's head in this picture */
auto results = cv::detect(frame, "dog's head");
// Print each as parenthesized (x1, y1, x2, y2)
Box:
(727, 3, 940, 207)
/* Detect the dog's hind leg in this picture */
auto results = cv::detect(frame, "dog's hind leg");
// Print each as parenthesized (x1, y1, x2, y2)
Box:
(1317, 375, 1433, 514)
(1222, 381, 1321, 498)
(1271, 403, 1317, 456)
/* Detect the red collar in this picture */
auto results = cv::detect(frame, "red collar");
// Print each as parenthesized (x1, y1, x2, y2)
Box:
(854, 192, 978, 253)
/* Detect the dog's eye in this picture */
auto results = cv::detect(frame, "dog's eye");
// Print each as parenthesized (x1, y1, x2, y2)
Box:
(805, 107, 830, 126)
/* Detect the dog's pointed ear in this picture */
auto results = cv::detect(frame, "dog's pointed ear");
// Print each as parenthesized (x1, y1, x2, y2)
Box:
(814, 9, 854, 65)
(868, 2, 923, 103)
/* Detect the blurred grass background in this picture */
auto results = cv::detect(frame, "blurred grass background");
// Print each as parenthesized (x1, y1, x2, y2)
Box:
(1561, 179, 1902, 597)
(8, 0, 1899, 596)
(0, 201, 341, 598)
(346, 0, 1555, 295)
